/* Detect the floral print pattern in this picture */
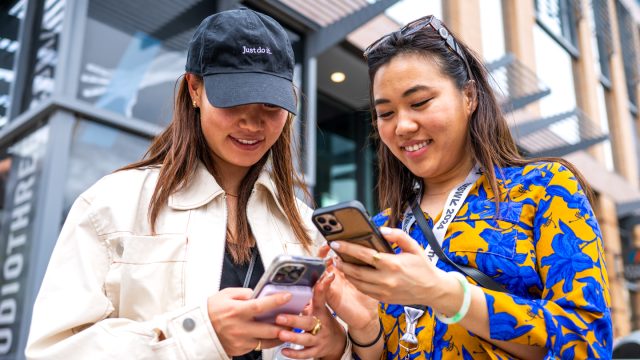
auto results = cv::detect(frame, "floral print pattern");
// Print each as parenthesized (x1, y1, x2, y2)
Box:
(372, 162, 612, 359)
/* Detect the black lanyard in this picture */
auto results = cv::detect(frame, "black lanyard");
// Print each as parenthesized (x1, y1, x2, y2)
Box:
(410, 199, 506, 292)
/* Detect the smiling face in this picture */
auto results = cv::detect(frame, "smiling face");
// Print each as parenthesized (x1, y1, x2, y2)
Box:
(372, 52, 476, 184)
(187, 74, 288, 175)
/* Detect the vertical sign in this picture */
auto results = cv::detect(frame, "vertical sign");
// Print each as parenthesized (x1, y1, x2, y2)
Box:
(0, 126, 48, 357)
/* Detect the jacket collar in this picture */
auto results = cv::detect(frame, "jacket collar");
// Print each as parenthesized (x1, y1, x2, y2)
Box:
(168, 162, 280, 211)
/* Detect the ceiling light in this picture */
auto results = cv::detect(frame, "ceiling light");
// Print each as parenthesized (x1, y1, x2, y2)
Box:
(330, 72, 346, 83)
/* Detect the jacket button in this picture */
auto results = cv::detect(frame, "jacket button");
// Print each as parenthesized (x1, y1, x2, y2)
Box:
(182, 318, 196, 332)
(116, 243, 124, 257)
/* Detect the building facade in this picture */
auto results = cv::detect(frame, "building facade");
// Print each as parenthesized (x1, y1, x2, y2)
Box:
(0, 0, 639, 358)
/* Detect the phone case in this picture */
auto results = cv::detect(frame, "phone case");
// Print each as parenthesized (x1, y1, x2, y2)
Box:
(253, 284, 313, 323)
(251, 255, 326, 323)
(312, 200, 394, 266)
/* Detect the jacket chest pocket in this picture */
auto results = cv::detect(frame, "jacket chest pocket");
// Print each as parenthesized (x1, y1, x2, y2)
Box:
(446, 201, 524, 271)
(105, 234, 188, 321)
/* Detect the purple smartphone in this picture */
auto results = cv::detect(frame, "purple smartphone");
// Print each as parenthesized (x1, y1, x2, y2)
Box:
(252, 255, 326, 323)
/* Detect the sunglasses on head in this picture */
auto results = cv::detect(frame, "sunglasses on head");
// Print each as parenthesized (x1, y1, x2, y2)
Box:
(364, 15, 473, 80)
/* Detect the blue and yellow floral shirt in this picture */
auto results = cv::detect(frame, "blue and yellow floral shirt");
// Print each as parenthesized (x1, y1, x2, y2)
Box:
(371, 162, 612, 359)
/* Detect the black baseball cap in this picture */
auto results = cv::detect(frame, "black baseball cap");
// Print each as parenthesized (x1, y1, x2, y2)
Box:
(185, 8, 297, 115)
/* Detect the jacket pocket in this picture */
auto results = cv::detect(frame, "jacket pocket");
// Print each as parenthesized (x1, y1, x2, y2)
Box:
(447, 223, 518, 260)
(448, 201, 523, 258)
(105, 234, 188, 321)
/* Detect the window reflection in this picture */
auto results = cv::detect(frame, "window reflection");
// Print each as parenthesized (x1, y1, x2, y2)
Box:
(27, 0, 65, 110)
(0, 0, 25, 129)
(63, 120, 149, 217)
(77, 0, 302, 125)
(77, 0, 202, 125)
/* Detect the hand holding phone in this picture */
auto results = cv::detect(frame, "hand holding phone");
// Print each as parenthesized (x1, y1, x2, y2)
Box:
(251, 255, 325, 323)
(312, 200, 394, 266)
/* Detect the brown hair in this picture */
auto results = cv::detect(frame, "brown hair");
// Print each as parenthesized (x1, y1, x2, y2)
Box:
(366, 20, 593, 226)
(121, 74, 312, 263)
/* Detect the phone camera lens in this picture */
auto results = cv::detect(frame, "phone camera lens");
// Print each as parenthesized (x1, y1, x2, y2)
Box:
(328, 219, 338, 226)
(288, 268, 302, 281)
(322, 225, 332, 232)
(274, 273, 286, 283)
(317, 217, 326, 224)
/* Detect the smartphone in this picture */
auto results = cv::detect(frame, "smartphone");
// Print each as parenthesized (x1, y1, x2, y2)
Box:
(312, 200, 394, 266)
(251, 254, 326, 323)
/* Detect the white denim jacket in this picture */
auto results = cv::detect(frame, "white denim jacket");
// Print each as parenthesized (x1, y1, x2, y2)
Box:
(25, 163, 352, 359)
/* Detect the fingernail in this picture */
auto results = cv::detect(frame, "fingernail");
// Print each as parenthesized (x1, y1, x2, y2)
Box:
(280, 332, 293, 341)
(380, 227, 392, 235)
(327, 271, 334, 279)
(330, 241, 340, 250)
(282, 293, 292, 302)
(276, 315, 287, 325)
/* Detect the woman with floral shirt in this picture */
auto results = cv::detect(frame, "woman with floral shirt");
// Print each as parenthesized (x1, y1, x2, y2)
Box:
(324, 15, 612, 359)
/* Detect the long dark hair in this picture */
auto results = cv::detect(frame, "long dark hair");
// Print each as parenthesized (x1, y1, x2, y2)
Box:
(121, 74, 312, 263)
(366, 17, 592, 226)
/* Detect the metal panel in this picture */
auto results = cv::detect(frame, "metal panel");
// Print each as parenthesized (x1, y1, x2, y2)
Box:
(57, 0, 88, 98)
(486, 53, 551, 113)
(514, 108, 610, 157)
(302, 55, 317, 191)
(514, 110, 579, 137)
(87, 0, 210, 51)
(304, 0, 402, 57)
(15, 109, 74, 360)
(528, 134, 609, 157)
(279, 0, 371, 27)
(0, 96, 161, 151)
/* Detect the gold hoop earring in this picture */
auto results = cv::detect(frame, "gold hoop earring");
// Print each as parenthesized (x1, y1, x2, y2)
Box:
(192, 100, 197, 108)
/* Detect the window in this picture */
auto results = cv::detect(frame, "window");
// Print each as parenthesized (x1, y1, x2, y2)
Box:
(77, 0, 206, 125)
(535, 0, 580, 56)
(63, 120, 149, 217)
(77, 0, 302, 125)
(615, 1, 638, 113)
(0, 0, 26, 128)
(480, 0, 506, 63)
(315, 95, 376, 212)
(534, 25, 577, 116)
(589, 0, 613, 84)
(25, 0, 65, 110)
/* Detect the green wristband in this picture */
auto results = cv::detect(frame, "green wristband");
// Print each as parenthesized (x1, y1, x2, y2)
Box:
(435, 271, 471, 324)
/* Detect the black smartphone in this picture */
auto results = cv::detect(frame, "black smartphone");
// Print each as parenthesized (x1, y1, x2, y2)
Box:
(312, 200, 394, 266)
(251, 254, 326, 323)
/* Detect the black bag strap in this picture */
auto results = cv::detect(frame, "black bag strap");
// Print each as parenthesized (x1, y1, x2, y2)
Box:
(410, 199, 506, 293)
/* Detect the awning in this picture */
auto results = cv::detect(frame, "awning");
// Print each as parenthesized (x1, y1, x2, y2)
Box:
(272, 0, 402, 56)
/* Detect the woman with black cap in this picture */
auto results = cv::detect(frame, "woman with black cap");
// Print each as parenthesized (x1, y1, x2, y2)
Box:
(25, 8, 350, 360)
